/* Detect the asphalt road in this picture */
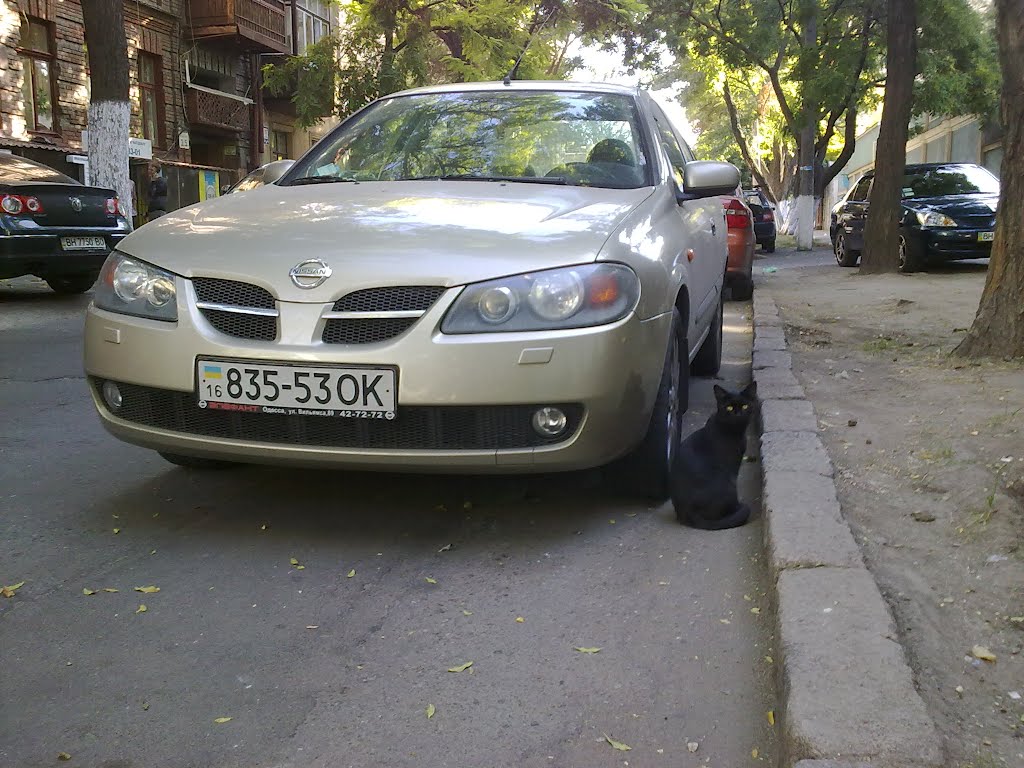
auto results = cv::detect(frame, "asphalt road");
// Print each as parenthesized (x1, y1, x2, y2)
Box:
(1, 276, 775, 768)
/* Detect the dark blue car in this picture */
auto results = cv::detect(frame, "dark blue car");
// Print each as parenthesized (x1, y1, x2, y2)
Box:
(830, 162, 999, 273)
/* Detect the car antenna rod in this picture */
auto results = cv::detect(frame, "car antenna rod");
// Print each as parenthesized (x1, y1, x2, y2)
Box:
(503, 10, 554, 85)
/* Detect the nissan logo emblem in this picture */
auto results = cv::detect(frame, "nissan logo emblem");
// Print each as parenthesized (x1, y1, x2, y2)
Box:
(289, 258, 332, 289)
(70, 197, 83, 212)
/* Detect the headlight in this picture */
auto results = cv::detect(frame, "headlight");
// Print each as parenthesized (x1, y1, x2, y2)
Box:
(441, 263, 640, 334)
(915, 210, 958, 228)
(93, 252, 178, 321)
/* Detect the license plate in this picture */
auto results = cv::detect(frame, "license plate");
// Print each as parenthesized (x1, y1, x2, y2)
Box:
(196, 360, 396, 419)
(61, 236, 106, 251)
(978, 231, 994, 242)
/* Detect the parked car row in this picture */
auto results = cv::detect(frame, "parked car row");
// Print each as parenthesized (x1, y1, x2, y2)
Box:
(830, 162, 999, 272)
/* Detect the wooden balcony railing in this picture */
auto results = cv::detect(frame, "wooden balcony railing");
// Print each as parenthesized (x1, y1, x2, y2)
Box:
(187, 0, 289, 54)
(185, 88, 252, 134)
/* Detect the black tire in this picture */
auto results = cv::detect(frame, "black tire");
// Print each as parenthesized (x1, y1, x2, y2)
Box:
(158, 452, 238, 470)
(834, 232, 859, 267)
(898, 233, 926, 273)
(729, 273, 753, 302)
(604, 308, 688, 500)
(46, 273, 99, 294)
(691, 293, 723, 376)
(763, 239, 776, 254)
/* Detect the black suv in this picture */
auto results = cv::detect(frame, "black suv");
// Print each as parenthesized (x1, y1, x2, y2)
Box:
(741, 188, 776, 252)
(830, 163, 998, 273)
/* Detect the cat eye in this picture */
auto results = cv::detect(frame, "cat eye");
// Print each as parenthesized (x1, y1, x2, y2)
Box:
(741, 405, 749, 410)
(725, 405, 734, 412)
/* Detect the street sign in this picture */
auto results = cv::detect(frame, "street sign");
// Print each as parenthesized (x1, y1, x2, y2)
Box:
(81, 132, 152, 160)
(178, 131, 191, 150)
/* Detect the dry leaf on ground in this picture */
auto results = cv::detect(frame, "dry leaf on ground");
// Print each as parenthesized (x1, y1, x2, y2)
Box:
(971, 645, 997, 662)
(426, 703, 436, 719)
(347, 569, 356, 578)
(602, 734, 631, 751)
(82, 588, 97, 596)
(134, 586, 160, 594)
(103, 588, 118, 593)
(213, 717, 232, 724)
(447, 661, 473, 673)
(1, 581, 26, 598)
(574, 647, 602, 654)
(136, 604, 147, 614)
(57, 752, 71, 761)
(687, 741, 699, 753)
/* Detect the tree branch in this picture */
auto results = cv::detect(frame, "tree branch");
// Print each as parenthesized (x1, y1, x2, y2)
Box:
(723, 78, 775, 194)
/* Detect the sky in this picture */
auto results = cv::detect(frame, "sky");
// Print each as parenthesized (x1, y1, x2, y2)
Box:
(572, 43, 699, 147)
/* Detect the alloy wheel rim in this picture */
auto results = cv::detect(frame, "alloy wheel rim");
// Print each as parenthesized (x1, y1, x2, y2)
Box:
(835, 235, 845, 264)
(665, 333, 680, 462)
(898, 237, 907, 270)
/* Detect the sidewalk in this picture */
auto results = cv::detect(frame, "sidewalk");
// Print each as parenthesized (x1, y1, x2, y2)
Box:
(752, 252, 1024, 768)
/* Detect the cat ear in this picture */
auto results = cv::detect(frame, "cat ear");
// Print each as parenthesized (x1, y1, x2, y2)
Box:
(713, 384, 728, 403)
(742, 381, 758, 398)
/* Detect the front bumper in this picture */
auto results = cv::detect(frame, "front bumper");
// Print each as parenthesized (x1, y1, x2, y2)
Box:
(84, 292, 672, 472)
(917, 228, 994, 260)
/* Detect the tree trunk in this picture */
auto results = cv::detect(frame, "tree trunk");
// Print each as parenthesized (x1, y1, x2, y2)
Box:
(80, 0, 133, 222)
(954, 0, 1024, 359)
(860, 0, 918, 274)
(796, 2, 817, 251)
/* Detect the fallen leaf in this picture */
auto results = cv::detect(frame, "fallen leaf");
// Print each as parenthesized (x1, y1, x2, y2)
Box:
(113, 528, 120, 534)
(602, 734, 631, 751)
(82, 588, 97, 596)
(609, 519, 616, 524)
(134, 586, 160, 594)
(57, 752, 71, 761)
(462, 610, 473, 616)
(971, 645, 997, 662)
(296, 565, 305, 570)
(767, 710, 775, 726)
(1, 581, 26, 598)
(306, 625, 319, 629)
(425, 577, 437, 584)
(911, 511, 936, 523)
(150, 550, 156, 555)
(752, 748, 759, 758)
(720, 618, 731, 624)
(955, 685, 964, 696)
(657, 581, 670, 586)
(1009, 616, 1024, 624)
(750, 607, 761, 615)
(447, 661, 473, 673)
(515, 617, 525, 623)
(290, 557, 300, 566)
(574, 647, 602, 654)
(347, 569, 356, 578)
(743, 594, 752, 601)
(687, 741, 699, 753)
(142, 702, 150, 711)
(136, 604, 147, 614)
(438, 544, 452, 552)
(462, 501, 473, 511)
(426, 703, 436, 719)
(656, 748, 664, 754)
(103, 588, 118, 593)
(260, 524, 267, 531)
(765, 656, 773, 664)
(213, 717, 232, 724)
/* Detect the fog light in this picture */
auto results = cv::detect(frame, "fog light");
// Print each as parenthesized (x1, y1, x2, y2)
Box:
(102, 380, 122, 410)
(531, 407, 567, 438)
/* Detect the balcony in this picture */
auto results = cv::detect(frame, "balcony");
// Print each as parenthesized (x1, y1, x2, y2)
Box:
(187, 0, 289, 54)
(186, 88, 252, 134)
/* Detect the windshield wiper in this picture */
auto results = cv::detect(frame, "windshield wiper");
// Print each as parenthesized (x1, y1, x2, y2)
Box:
(287, 176, 359, 186)
(404, 174, 571, 185)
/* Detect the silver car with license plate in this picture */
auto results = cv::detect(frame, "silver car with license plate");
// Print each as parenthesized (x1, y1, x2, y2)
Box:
(84, 81, 737, 498)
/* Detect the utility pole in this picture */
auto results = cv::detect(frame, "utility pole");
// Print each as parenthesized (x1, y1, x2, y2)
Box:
(796, 0, 817, 251)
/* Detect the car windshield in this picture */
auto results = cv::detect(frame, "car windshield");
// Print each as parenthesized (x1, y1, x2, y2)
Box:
(286, 90, 651, 190)
(901, 165, 999, 198)
(0, 154, 79, 184)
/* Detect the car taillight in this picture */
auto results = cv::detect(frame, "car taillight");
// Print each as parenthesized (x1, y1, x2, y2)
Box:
(1, 194, 44, 215)
(105, 197, 119, 215)
(763, 211, 774, 222)
(723, 198, 751, 229)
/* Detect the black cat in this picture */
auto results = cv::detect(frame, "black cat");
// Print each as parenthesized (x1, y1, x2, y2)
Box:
(670, 382, 758, 530)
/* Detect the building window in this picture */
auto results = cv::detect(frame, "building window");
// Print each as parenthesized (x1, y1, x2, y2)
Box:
(293, 0, 331, 54)
(271, 130, 290, 160)
(19, 18, 57, 133)
(139, 53, 163, 146)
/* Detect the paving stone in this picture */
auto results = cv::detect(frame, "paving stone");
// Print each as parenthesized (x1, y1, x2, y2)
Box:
(760, 399, 818, 433)
(753, 350, 793, 370)
(761, 431, 834, 477)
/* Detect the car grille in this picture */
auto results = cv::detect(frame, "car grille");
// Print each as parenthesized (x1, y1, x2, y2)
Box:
(322, 286, 446, 345)
(98, 380, 582, 450)
(192, 278, 278, 341)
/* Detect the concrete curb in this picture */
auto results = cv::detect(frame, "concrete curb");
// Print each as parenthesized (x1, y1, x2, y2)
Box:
(751, 291, 944, 768)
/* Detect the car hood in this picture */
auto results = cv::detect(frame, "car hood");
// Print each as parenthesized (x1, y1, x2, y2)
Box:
(905, 194, 999, 220)
(120, 181, 654, 302)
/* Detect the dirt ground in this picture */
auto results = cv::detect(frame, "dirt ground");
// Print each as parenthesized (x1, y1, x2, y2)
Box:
(762, 257, 1024, 768)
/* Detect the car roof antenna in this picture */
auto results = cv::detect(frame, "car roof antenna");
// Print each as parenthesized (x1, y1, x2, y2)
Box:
(503, 9, 554, 85)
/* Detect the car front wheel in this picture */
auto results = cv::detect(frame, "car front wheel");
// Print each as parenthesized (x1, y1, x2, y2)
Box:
(834, 233, 859, 267)
(604, 308, 687, 501)
(898, 233, 926, 273)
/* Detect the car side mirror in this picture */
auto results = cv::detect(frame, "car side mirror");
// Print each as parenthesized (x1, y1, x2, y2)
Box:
(262, 159, 296, 186)
(676, 161, 742, 202)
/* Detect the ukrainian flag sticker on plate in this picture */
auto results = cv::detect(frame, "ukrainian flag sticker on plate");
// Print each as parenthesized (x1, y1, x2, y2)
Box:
(203, 364, 223, 379)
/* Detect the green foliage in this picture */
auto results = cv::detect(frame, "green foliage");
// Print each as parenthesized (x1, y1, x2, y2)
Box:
(263, 0, 647, 129)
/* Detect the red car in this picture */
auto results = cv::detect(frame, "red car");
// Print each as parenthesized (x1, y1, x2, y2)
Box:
(722, 194, 755, 300)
